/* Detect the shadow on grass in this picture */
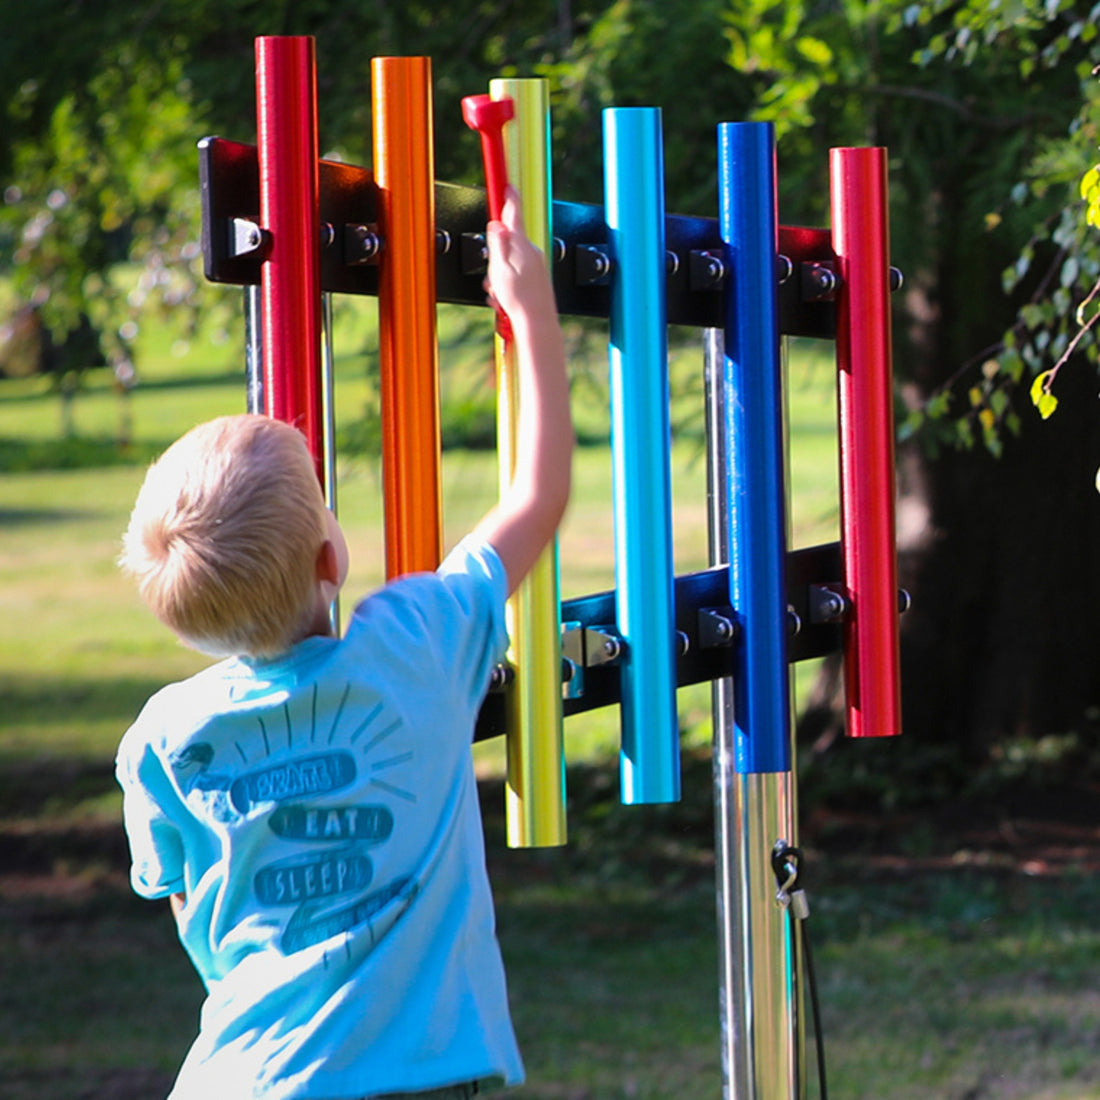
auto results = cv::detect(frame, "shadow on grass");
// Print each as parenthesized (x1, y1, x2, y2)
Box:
(0, 435, 162, 473)
(0, 369, 244, 406)
(0, 674, 168, 812)
(0, 505, 103, 525)
(5, 737, 1100, 1099)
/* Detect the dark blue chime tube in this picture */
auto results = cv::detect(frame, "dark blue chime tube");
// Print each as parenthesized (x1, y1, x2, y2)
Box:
(603, 107, 681, 804)
(718, 121, 792, 775)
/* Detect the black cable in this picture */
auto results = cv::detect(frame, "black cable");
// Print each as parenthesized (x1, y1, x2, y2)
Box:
(771, 843, 828, 1100)
(801, 913, 828, 1100)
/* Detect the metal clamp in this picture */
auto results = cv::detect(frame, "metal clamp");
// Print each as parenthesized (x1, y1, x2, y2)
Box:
(228, 217, 270, 259)
(561, 622, 625, 700)
(771, 840, 810, 920)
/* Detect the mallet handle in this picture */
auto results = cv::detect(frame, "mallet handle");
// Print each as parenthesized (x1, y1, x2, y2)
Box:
(462, 93, 516, 341)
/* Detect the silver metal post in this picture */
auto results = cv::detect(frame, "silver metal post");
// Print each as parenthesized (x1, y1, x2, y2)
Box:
(705, 327, 801, 1100)
(320, 292, 338, 516)
(245, 284, 264, 414)
(321, 291, 340, 635)
(705, 327, 752, 1100)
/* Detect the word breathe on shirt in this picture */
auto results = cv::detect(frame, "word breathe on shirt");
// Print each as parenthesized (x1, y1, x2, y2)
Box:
(230, 750, 356, 813)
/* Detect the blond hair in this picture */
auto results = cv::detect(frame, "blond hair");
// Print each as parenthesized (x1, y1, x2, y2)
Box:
(120, 414, 329, 658)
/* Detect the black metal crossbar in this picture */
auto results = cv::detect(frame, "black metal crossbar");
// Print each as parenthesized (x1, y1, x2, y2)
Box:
(199, 135, 837, 338)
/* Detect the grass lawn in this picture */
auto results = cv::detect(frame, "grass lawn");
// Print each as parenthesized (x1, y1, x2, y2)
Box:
(3, 297, 1098, 1100)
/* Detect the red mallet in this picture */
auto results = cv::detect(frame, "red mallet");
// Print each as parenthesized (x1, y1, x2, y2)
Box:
(462, 93, 516, 342)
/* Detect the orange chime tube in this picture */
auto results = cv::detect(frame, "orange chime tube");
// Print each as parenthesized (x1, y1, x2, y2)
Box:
(372, 57, 443, 578)
(255, 36, 324, 481)
(830, 147, 903, 739)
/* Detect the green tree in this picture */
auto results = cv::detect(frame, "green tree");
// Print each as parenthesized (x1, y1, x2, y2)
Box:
(726, 0, 1100, 763)
(4, 46, 202, 365)
(1, 0, 744, 406)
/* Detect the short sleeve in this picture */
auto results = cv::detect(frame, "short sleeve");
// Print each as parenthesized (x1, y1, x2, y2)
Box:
(344, 537, 508, 720)
(115, 732, 186, 899)
(431, 536, 510, 701)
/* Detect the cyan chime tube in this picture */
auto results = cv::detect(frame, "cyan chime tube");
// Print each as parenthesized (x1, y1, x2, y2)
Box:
(254, 35, 324, 483)
(489, 77, 567, 848)
(602, 107, 680, 805)
(830, 147, 903, 740)
(718, 121, 791, 776)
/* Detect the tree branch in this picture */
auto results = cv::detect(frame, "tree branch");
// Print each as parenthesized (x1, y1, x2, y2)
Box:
(867, 83, 1030, 129)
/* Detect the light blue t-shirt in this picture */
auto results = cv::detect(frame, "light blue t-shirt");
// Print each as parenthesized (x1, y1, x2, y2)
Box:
(116, 538, 523, 1100)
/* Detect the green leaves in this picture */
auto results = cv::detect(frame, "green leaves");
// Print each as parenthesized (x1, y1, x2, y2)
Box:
(1, 45, 204, 373)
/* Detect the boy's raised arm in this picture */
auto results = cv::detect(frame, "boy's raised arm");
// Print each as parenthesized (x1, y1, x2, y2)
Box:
(472, 189, 574, 595)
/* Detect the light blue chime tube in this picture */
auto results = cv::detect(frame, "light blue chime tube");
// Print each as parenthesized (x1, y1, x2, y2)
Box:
(602, 107, 681, 805)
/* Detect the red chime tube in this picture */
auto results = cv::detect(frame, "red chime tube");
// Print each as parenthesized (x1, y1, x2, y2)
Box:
(255, 36, 324, 480)
(372, 57, 443, 578)
(830, 147, 902, 739)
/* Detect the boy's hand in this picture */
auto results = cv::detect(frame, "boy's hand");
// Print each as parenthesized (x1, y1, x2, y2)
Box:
(484, 187, 557, 328)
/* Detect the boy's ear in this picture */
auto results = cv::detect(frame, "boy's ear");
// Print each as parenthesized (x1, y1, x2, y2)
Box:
(316, 540, 341, 586)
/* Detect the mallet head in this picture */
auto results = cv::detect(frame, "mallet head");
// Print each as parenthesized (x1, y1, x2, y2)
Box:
(461, 94, 515, 135)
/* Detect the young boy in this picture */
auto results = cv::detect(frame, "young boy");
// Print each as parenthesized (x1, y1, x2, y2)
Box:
(116, 190, 572, 1100)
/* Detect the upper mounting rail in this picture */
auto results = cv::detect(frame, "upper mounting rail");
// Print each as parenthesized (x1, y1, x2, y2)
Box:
(199, 135, 839, 339)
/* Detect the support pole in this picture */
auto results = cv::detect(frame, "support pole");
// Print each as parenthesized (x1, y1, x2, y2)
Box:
(602, 107, 680, 806)
(489, 77, 567, 849)
(830, 147, 902, 740)
(254, 35, 324, 481)
(705, 326, 752, 1100)
(372, 56, 443, 578)
(244, 284, 264, 415)
(715, 121, 799, 1100)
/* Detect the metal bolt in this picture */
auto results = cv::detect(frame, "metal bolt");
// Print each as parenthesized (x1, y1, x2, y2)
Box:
(812, 266, 836, 294)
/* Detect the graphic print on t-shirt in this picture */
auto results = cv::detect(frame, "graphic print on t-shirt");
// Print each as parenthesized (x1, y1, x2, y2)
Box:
(169, 680, 418, 952)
